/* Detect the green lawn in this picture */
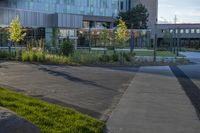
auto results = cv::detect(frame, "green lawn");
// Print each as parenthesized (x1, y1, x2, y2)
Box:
(0, 87, 103, 133)
(134, 51, 178, 57)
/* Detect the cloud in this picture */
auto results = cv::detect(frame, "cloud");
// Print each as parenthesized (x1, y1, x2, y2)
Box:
(158, 0, 200, 23)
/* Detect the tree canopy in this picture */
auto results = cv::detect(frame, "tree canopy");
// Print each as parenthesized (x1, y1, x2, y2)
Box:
(115, 18, 129, 47)
(8, 16, 26, 44)
(118, 4, 149, 29)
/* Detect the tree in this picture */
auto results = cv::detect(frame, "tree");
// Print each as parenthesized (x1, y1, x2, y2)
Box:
(99, 29, 110, 53)
(115, 18, 129, 47)
(163, 31, 173, 47)
(60, 38, 74, 56)
(52, 27, 60, 47)
(118, 4, 149, 29)
(8, 16, 26, 45)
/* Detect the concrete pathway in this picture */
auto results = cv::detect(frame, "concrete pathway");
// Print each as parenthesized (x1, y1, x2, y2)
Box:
(0, 61, 137, 120)
(106, 66, 200, 133)
(180, 52, 200, 64)
(179, 52, 200, 88)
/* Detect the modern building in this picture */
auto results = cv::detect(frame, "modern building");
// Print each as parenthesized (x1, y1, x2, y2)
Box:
(156, 24, 200, 48)
(0, 0, 119, 45)
(118, 0, 131, 12)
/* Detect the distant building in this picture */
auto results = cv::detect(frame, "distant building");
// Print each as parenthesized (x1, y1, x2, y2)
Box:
(156, 24, 200, 48)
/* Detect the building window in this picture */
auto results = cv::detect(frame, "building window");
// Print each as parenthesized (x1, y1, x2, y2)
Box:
(161, 29, 165, 33)
(185, 29, 190, 34)
(191, 29, 195, 33)
(120, 1, 124, 10)
(83, 21, 90, 28)
(196, 29, 200, 34)
(180, 29, 184, 34)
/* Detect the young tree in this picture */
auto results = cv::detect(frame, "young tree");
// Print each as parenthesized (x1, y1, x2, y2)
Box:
(115, 18, 129, 47)
(99, 29, 110, 53)
(118, 4, 149, 29)
(115, 18, 129, 64)
(8, 16, 26, 45)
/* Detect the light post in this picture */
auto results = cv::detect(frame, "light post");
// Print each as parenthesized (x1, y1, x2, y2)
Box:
(130, 24, 134, 53)
(139, 21, 142, 48)
(113, 28, 116, 53)
(88, 22, 92, 53)
(88, 4, 94, 53)
(177, 27, 180, 56)
(154, 19, 157, 62)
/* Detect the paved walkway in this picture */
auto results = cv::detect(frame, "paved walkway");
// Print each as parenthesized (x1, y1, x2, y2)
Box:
(180, 52, 200, 64)
(106, 66, 200, 133)
(0, 61, 137, 120)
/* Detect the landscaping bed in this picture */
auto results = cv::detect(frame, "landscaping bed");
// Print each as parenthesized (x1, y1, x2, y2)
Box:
(0, 47, 189, 66)
(0, 87, 103, 133)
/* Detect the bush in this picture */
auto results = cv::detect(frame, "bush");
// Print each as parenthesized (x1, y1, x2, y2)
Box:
(0, 50, 10, 59)
(21, 51, 36, 62)
(45, 54, 71, 64)
(35, 51, 45, 62)
(21, 50, 72, 64)
(0, 50, 16, 59)
(123, 52, 135, 62)
(99, 54, 110, 62)
(60, 39, 74, 56)
(112, 53, 119, 62)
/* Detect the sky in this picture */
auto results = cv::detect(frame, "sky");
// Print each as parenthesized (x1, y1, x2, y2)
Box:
(158, 0, 200, 24)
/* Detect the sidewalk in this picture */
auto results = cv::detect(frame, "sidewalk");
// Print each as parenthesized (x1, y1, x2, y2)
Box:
(106, 66, 200, 133)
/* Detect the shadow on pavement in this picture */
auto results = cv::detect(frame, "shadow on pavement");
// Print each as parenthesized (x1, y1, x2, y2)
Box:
(170, 66, 200, 119)
(38, 66, 117, 92)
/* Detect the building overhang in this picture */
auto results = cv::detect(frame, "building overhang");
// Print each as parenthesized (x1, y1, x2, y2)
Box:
(83, 15, 116, 23)
(0, 7, 83, 29)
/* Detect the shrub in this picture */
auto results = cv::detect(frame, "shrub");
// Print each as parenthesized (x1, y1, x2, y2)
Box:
(0, 50, 16, 59)
(45, 54, 71, 64)
(112, 53, 119, 62)
(123, 52, 135, 62)
(0, 50, 10, 59)
(35, 51, 45, 62)
(60, 39, 74, 56)
(99, 54, 110, 62)
(21, 51, 29, 61)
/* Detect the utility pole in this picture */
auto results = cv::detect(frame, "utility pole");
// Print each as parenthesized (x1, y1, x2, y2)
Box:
(173, 15, 177, 54)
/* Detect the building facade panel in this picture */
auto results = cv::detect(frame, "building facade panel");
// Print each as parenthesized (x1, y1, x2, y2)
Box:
(0, 7, 54, 27)
(0, 0, 118, 29)
(0, 0, 118, 17)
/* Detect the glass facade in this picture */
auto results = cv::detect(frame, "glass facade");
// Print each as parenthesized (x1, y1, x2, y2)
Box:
(3, 0, 119, 17)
